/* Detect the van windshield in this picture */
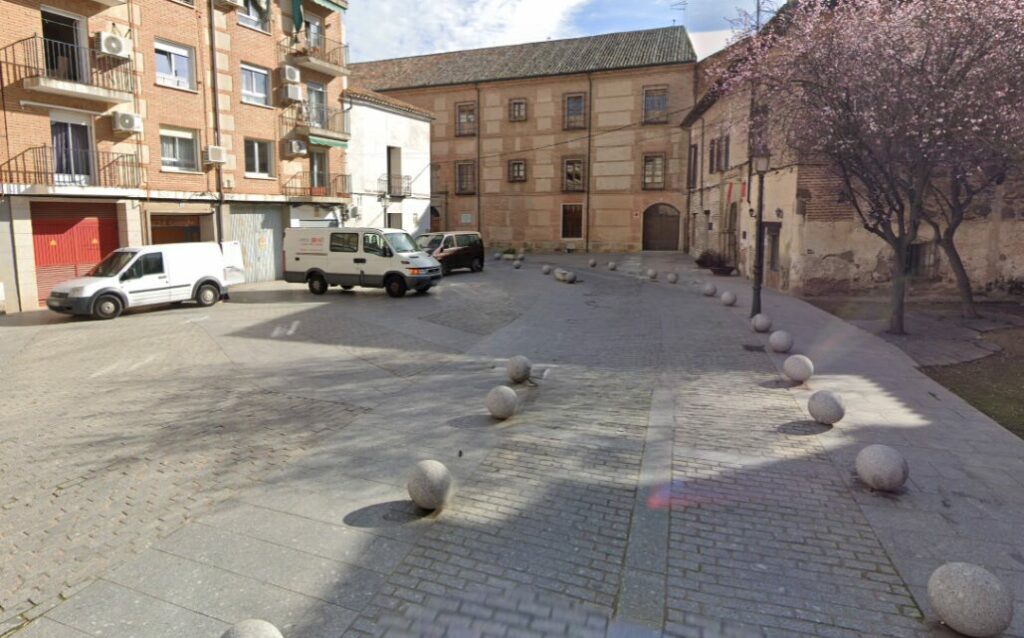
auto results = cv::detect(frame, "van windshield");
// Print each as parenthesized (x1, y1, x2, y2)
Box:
(416, 235, 443, 250)
(385, 232, 419, 253)
(89, 251, 137, 277)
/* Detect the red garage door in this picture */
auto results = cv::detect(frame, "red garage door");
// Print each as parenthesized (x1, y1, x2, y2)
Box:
(31, 202, 119, 305)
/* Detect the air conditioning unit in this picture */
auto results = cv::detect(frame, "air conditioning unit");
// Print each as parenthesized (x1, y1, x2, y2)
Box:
(282, 84, 304, 103)
(111, 111, 143, 133)
(215, 0, 244, 8)
(96, 32, 132, 59)
(286, 139, 307, 157)
(204, 145, 228, 165)
(282, 65, 301, 85)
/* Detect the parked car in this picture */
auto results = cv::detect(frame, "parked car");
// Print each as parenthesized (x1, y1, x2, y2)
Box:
(283, 227, 442, 297)
(415, 231, 484, 275)
(46, 242, 245, 320)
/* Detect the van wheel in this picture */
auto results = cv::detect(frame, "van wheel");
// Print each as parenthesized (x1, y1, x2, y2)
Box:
(470, 258, 483, 272)
(385, 276, 408, 298)
(308, 274, 328, 295)
(195, 283, 220, 307)
(93, 294, 123, 320)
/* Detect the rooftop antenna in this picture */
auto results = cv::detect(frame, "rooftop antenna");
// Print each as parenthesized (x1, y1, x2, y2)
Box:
(671, 1, 687, 24)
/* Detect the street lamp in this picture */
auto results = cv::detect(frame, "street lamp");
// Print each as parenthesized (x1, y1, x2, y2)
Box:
(751, 153, 770, 317)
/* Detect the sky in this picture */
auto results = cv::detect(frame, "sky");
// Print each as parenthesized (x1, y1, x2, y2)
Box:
(345, 0, 756, 64)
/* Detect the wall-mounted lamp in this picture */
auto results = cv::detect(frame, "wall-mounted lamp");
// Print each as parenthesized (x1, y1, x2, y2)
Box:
(748, 207, 756, 218)
(775, 208, 784, 219)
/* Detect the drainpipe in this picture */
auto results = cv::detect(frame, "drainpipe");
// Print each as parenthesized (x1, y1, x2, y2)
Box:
(207, 0, 226, 242)
(475, 83, 481, 235)
(584, 73, 593, 253)
(0, 56, 24, 311)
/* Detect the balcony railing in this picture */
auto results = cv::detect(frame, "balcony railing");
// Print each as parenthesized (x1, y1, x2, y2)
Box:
(281, 105, 351, 139)
(20, 37, 134, 94)
(279, 32, 349, 75)
(1, 146, 142, 189)
(378, 175, 411, 198)
(283, 172, 352, 198)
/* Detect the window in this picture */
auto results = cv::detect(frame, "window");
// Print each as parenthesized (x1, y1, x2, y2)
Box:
(508, 159, 527, 183)
(561, 204, 583, 239)
(643, 154, 665, 190)
(643, 87, 669, 124)
(767, 223, 781, 272)
(908, 242, 937, 278)
(455, 161, 476, 195)
(709, 139, 717, 174)
(160, 128, 198, 171)
(563, 158, 584, 192)
(244, 139, 273, 177)
(363, 233, 384, 256)
(307, 82, 326, 126)
(456, 234, 481, 248)
(442, 236, 455, 249)
(241, 64, 270, 106)
(387, 213, 403, 229)
(238, 0, 268, 31)
(720, 135, 730, 171)
(455, 103, 477, 137)
(564, 93, 586, 130)
(155, 40, 194, 90)
(687, 144, 699, 188)
(330, 232, 358, 252)
(141, 253, 164, 276)
(509, 98, 527, 122)
(310, 150, 328, 192)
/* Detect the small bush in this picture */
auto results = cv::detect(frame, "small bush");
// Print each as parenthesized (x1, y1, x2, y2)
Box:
(696, 250, 730, 269)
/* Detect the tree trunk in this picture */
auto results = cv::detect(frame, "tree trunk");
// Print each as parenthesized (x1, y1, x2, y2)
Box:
(938, 233, 980, 319)
(888, 244, 909, 335)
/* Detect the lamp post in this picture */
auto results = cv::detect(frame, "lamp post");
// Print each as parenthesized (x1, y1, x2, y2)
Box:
(751, 153, 770, 317)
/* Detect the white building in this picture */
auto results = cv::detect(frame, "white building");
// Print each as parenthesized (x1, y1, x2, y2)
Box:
(343, 87, 433, 234)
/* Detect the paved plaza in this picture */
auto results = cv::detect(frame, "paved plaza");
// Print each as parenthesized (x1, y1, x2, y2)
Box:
(1, 253, 1022, 637)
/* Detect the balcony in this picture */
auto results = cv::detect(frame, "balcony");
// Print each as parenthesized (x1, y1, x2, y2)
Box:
(18, 37, 134, 104)
(282, 105, 350, 142)
(279, 32, 349, 77)
(1, 146, 142, 190)
(283, 172, 352, 200)
(378, 175, 411, 199)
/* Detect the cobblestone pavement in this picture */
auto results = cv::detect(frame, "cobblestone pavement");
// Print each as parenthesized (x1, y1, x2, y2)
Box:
(3, 254, 1023, 637)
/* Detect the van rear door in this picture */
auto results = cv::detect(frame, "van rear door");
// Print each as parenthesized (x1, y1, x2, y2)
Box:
(221, 241, 246, 286)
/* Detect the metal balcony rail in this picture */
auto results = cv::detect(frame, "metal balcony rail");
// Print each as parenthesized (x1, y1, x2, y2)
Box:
(20, 37, 134, 93)
(281, 105, 351, 137)
(0, 146, 142, 188)
(280, 31, 348, 69)
(283, 172, 352, 198)
(378, 175, 411, 198)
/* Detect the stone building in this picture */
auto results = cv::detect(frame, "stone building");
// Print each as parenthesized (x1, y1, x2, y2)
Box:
(0, 0, 352, 312)
(349, 27, 698, 253)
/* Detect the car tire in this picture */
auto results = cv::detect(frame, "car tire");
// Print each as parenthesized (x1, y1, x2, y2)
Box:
(386, 276, 408, 298)
(195, 283, 220, 307)
(92, 294, 123, 320)
(341, 285, 354, 291)
(308, 274, 328, 295)
(470, 257, 483, 272)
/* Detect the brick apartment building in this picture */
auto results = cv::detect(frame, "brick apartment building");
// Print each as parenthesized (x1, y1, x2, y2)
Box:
(350, 27, 698, 253)
(0, 0, 353, 312)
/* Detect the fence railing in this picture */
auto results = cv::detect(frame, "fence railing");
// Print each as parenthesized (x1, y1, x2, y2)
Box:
(378, 175, 411, 198)
(280, 31, 348, 70)
(283, 172, 352, 198)
(20, 37, 134, 93)
(0, 146, 142, 188)
(281, 105, 350, 137)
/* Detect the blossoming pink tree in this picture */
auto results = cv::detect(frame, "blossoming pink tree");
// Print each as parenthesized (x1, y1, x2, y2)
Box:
(720, 0, 1024, 333)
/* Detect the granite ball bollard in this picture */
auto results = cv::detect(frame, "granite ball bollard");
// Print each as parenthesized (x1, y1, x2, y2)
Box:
(855, 445, 909, 492)
(541, 264, 552, 275)
(751, 313, 773, 333)
(783, 354, 814, 383)
(667, 273, 678, 284)
(647, 269, 658, 280)
(506, 356, 532, 384)
(720, 291, 737, 306)
(493, 252, 502, 260)
(702, 283, 717, 297)
(928, 563, 1014, 638)
(513, 261, 522, 269)
(808, 390, 845, 425)
(768, 330, 794, 353)
(407, 460, 453, 511)
(485, 385, 519, 420)
(516, 254, 526, 262)
(589, 258, 597, 268)
(221, 620, 284, 638)
(565, 271, 578, 284)
(608, 262, 618, 271)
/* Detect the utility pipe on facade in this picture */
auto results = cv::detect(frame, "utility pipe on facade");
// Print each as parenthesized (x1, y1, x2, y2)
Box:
(207, 0, 226, 242)
(584, 73, 593, 253)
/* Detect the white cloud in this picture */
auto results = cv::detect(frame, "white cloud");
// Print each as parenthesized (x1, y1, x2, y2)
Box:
(688, 29, 735, 59)
(346, 0, 592, 62)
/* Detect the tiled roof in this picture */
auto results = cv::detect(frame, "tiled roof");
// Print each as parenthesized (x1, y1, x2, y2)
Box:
(349, 26, 697, 92)
(346, 86, 433, 119)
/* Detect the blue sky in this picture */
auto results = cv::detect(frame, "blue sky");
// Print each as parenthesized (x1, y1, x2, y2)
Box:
(346, 0, 755, 64)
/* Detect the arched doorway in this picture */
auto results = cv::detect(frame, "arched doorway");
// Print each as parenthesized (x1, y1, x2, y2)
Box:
(642, 203, 681, 251)
(429, 207, 442, 232)
(720, 202, 739, 265)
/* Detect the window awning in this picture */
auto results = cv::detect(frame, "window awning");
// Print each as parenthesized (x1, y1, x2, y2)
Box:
(309, 0, 346, 13)
(308, 135, 347, 148)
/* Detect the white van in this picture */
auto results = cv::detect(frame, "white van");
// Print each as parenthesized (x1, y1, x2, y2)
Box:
(46, 242, 245, 320)
(283, 227, 442, 297)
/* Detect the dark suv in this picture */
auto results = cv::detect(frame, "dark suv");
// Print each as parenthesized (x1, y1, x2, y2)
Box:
(416, 231, 484, 275)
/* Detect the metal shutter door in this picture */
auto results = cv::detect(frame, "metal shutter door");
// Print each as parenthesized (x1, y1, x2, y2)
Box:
(232, 205, 285, 283)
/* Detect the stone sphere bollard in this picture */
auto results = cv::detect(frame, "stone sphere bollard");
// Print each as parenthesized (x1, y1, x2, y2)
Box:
(507, 356, 532, 384)
(517, 254, 526, 262)
(769, 330, 794, 353)
(565, 271, 577, 284)
(493, 252, 502, 260)
(221, 620, 284, 638)
(485, 385, 519, 420)
(541, 264, 552, 275)
(667, 273, 678, 284)
(407, 460, 453, 511)
(783, 354, 814, 383)
(928, 563, 1014, 638)
(608, 262, 617, 271)
(720, 291, 737, 306)
(589, 258, 597, 268)
(855, 445, 909, 492)
(751, 314, 773, 333)
(702, 283, 717, 297)
(647, 269, 658, 280)
(808, 390, 845, 425)
(513, 261, 522, 269)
